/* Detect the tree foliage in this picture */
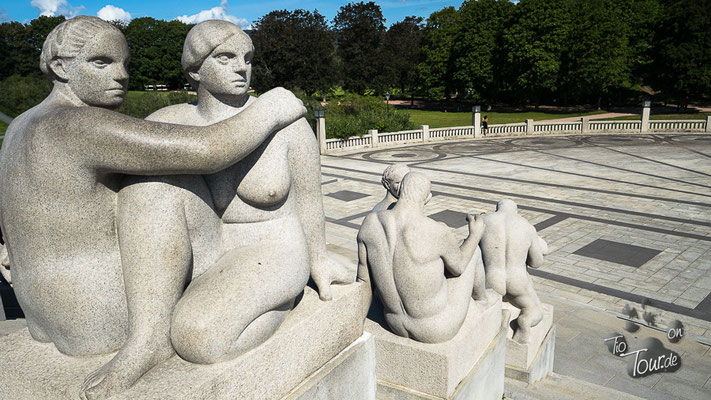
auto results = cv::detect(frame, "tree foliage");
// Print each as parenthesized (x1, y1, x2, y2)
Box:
(418, 7, 461, 100)
(381, 16, 423, 97)
(334, 1, 387, 93)
(649, 0, 711, 101)
(453, 0, 514, 102)
(251, 9, 338, 95)
(123, 17, 191, 90)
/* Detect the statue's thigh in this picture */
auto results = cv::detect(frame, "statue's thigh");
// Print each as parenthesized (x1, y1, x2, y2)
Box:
(170, 241, 310, 363)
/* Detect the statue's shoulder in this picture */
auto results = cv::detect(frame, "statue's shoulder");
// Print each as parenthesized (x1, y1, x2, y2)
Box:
(146, 103, 198, 123)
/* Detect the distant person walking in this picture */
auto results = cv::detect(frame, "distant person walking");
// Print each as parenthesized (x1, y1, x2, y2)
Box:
(482, 115, 489, 136)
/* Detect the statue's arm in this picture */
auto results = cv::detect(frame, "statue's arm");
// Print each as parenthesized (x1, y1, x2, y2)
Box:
(441, 214, 484, 276)
(58, 88, 304, 175)
(288, 119, 355, 301)
(358, 214, 403, 315)
(526, 232, 547, 269)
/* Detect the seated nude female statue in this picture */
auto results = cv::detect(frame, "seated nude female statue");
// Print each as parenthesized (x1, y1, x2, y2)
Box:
(77, 20, 353, 398)
(0, 16, 345, 399)
(356, 172, 487, 343)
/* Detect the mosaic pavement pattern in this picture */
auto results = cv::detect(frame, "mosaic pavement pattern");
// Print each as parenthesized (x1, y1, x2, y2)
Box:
(320, 133, 711, 398)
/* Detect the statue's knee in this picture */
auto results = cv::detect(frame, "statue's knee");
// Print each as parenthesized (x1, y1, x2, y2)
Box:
(171, 311, 225, 364)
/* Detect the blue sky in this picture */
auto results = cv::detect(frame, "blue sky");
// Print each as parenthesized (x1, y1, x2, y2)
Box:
(1, 1, 468, 27)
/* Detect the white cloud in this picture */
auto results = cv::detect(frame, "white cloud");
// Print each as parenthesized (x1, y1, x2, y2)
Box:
(175, 0, 250, 29)
(97, 5, 132, 22)
(0, 8, 10, 23)
(30, 0, 84, 17)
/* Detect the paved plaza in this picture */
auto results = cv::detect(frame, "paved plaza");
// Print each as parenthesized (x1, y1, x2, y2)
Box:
(1, 132, 710, 399)
(320, 133, 711, 399)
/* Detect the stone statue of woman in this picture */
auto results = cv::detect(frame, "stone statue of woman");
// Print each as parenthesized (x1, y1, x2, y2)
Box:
(78, 20, 354, 399)
(0, 16, 309, 399)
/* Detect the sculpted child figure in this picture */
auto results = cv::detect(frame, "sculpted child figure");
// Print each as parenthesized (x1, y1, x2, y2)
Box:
(479, 199, 549, 344)
(357, 172, 487, 343)
(0, 16, 347, 399)
(371, 163, 410, 213)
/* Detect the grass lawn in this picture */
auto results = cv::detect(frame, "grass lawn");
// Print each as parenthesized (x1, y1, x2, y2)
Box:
(600, 112, 711, 121)
(0, 120, 8, 147)
(405, 109, 608, 128)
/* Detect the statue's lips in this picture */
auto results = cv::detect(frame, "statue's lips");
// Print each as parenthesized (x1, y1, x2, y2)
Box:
(232, 80, 247, 86)
(105, 88, 126, 93)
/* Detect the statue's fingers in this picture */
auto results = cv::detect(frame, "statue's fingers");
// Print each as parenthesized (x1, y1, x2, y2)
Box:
(314, 275, 333, 301)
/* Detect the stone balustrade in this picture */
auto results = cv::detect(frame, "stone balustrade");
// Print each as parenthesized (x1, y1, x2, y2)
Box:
(319, 117, 710, 155)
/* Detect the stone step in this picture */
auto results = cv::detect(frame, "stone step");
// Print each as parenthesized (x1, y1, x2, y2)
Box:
(504, 373, 643, 400)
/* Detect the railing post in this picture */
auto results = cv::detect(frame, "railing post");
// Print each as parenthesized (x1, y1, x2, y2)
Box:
(526, 119, 534, 135)
(315, 110, 327, 155)
(369, 129, 379, 148)
(641, 100, 651, 132)
(473, 105, 481, 138)
(581, 117, 589, 134)
(706, 116, 711, 133)
(421, 125, 430, 142)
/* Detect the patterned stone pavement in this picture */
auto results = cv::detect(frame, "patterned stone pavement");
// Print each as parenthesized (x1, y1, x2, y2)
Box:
(321, 133, 711, 399)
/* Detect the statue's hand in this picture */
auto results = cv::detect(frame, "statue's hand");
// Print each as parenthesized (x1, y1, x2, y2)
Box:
(0, 243, 10, 285)
(257, 87, 306, 128)
(466, 213, 485, 237)
(311, 252, 357, 301)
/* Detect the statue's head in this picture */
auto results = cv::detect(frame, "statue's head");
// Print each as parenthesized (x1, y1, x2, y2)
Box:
(182, 20, 253, 99)
(41, 16, 129, 109)
(399, 172, 432, 206)
(382, 163, 411, 198)
(496, 199, 517, 213)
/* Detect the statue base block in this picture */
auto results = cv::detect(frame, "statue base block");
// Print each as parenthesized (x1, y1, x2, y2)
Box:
(503, 302, 555, 384)
(0, 282, 369, 400)
(365, 296, 507, 399)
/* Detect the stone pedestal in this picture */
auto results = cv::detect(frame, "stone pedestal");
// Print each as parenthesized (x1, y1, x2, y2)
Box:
(0, 282, 370, 400)
(365, 295, 507, 400)
(503, 302, 555, 384)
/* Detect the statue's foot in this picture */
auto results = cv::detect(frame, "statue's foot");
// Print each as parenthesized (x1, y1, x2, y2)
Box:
(512, 326, 531, 344)
(79, 342, 173, 400)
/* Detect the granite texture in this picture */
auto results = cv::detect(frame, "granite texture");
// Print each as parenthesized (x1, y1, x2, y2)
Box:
(505, 324, 556, 384)
(285, 332, 376, 400)
(503, 302, 555, 370)
(370, 306, 508, 400)
(365, 296, 503, 398)
(0, 17, 359, 399)
(357, 171, 489, 343)
(0, 283, 368, 400)
(480, 199, 549, 344)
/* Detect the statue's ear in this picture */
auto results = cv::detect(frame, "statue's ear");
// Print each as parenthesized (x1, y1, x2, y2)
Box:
(49, 58, 69, 82)
(188, 70, 200, 84)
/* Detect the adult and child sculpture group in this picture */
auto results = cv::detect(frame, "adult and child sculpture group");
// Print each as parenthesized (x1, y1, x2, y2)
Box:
(0, 17, 552, 399)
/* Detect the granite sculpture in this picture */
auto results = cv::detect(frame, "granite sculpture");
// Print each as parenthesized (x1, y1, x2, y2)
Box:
(357, 171, 488, 343)
(372, 163, 410, 212)
(0, 242, 9, 284)
(479, 199, 549, 344)
(0, 16, 354, 399)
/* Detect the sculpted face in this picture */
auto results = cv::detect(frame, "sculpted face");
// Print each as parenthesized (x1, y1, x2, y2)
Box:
(196, 34, 252, 99)
(65, 29, 129, 109)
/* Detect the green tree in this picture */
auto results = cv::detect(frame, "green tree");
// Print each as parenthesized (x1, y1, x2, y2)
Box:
(649, 0, 711, 102)
(453, 0, 514, 102)
(333, 1, 387, 93)
(26, 15, 65, 54)
(381, 16, 423, 101)
(417, 6, 461, 100)
(251, 9, 338, 95)
(123, 17, 191, 90)
(0, 22, 34, 80)
(564, 0, 632, 108)
(502, 0, 571, 106)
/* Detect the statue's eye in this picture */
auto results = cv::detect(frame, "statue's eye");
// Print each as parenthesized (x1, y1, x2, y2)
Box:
(90, 58, 111, 68)
(216, 54, 232, 64)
